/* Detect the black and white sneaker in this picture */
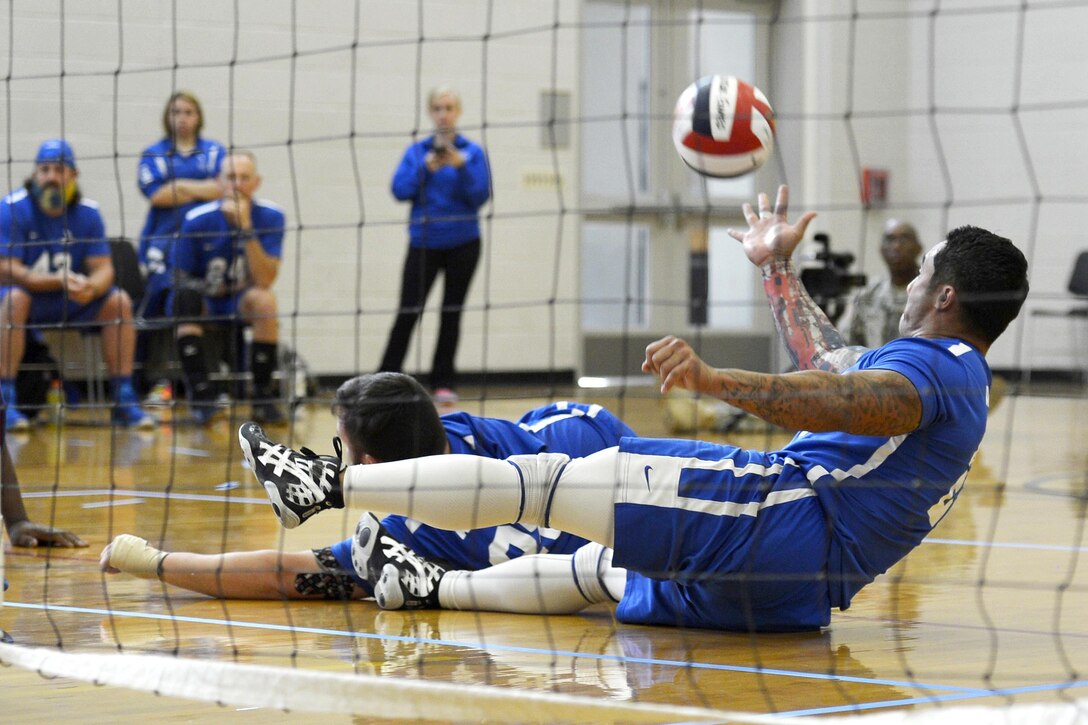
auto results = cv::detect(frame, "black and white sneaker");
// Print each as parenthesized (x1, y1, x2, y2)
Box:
(355, 513, 447, 610)
(238, 422, 345, 529)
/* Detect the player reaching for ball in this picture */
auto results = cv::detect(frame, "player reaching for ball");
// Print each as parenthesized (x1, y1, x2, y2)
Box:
(241, 185, 1029, 632)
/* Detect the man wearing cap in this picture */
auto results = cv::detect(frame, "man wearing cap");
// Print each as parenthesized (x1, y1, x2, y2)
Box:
(0, 139, 152, 430)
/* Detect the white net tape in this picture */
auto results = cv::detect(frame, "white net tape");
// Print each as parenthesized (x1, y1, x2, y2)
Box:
(3, 642, 1086, 724)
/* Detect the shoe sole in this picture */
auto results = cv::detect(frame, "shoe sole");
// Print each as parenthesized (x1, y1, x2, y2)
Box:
(375, 562, 406, 610)
(237, 422, 302, 529)
(349, 512, 382, 583)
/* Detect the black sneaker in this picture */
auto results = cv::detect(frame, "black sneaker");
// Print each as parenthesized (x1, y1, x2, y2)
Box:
(356, 513, 447, 610)
(238, 422, 345, 528)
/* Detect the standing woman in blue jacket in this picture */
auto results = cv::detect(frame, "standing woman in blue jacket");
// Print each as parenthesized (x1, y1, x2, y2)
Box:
(379, 86, 491, 403)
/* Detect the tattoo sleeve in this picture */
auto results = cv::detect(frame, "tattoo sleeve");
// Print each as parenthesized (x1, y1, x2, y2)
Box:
(761, 258, 866, 372)
(709, 367, 922, 436)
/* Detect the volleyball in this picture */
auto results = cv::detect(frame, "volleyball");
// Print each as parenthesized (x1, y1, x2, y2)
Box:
(671, 74, 776, 178)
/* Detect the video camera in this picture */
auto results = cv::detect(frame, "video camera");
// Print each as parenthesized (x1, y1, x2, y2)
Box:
(799, 233, 867, 324)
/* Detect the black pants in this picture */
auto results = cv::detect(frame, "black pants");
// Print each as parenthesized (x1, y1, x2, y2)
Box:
(379, 239, 480, 390)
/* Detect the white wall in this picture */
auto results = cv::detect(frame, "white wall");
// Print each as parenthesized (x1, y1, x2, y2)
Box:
(771, 0, 1087, 371)
(0, 0, 581, 378)
(2, 1, 1083, 376)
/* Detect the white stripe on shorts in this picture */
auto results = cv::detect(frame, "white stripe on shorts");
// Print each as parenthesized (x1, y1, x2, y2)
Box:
(618, 452, 815, 518)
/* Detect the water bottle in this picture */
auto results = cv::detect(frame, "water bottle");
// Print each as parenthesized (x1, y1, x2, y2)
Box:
(46, 378, 63, 424)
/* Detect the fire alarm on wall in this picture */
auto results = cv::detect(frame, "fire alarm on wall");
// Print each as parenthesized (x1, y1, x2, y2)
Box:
(861, 167, 888, 207)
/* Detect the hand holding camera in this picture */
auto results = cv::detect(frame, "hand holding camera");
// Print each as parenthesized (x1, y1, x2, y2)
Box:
(426, 136, 463, 172)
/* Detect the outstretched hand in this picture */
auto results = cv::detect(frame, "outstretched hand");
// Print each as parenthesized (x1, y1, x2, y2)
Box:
(8, 519, 87, 548)
(727, 184, 817, 267)
(642, 336, 716, 395)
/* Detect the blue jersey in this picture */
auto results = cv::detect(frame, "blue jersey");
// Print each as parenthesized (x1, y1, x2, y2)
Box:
(390, 134, 491, 249)
(174, 198, 285, 296)
(137, 138, 226, 299)
(331, 402, 636, 582)
(0, 188, 109, 273)
(612, 336, 990, 631)
(792, 337, 990, 608)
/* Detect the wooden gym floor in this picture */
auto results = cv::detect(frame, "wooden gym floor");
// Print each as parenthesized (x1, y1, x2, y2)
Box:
(1, 385, 1086, 723)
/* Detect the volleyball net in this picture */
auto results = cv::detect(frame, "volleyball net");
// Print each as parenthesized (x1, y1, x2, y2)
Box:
(2, 1, 1086, 722)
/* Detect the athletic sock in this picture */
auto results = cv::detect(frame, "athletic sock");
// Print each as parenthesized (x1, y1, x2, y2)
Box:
(342, 450, 619, 546)
(437, 554, 606, 614)
(343, 455, 522, 530)
(177, 334, 211, 397)
(250, 341, 278, 397)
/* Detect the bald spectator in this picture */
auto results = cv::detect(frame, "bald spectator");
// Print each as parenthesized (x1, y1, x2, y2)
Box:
(846, 219, 923, 347)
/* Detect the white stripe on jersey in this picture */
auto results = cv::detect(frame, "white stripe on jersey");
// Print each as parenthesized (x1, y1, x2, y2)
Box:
(185, 200, 222, 221)
(620, 452, 815, 518)
(4, 188, 28, 204)
(154, 156, 167, 178)
(803, 433, 907, 485)
(253, 197, 285, 214)
(518, 402, 603, 434)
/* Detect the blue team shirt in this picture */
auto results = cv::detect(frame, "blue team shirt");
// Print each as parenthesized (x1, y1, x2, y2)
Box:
(790, 336, 990, 608)
(137, 138, 226, 288)
(611, 336, 990, 631)
(0, 188, 109, 273)
(390, 134, 491, 249)
(332, 402, 636, 580)
(174, 198, 285, 294)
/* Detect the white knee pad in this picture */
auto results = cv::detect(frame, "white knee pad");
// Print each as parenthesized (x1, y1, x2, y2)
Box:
(506, 452, 570, 527)
(572, 542, 622, 605)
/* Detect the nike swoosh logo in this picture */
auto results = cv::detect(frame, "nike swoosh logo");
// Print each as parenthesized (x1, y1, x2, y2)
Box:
(643, 465, 653, 491)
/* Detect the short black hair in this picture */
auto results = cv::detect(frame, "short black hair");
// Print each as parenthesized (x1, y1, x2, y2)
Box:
(931, 226, 1029, 344)
(332, 373, 446, 462)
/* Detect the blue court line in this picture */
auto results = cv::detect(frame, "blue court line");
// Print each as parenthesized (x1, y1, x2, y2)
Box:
(925, 537, 1088, 553)
(780, 679, 1088, 717)
(0, 600, 990, 696)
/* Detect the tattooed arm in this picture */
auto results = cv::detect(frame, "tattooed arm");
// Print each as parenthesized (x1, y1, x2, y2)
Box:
(642, 184, 920, 435)
(727, 184, 866, 372)
(762, 258, 866, 372)
(643, 336, 921, 436)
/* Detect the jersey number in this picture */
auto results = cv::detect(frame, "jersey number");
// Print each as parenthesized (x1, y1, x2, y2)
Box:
(927, 463, 971, 528)
(205, 255, 248, 291)
(30, 250, 73, 275)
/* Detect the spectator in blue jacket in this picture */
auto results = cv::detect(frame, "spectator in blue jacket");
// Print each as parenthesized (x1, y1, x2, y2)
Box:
(378, 86, 491, 403)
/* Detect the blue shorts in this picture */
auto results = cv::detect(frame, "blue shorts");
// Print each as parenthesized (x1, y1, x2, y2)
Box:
(329, 538, 372, 596)
(0, 286, 111, 328)
(610, 437, 831, 632)
(139, 275, 171, 319)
